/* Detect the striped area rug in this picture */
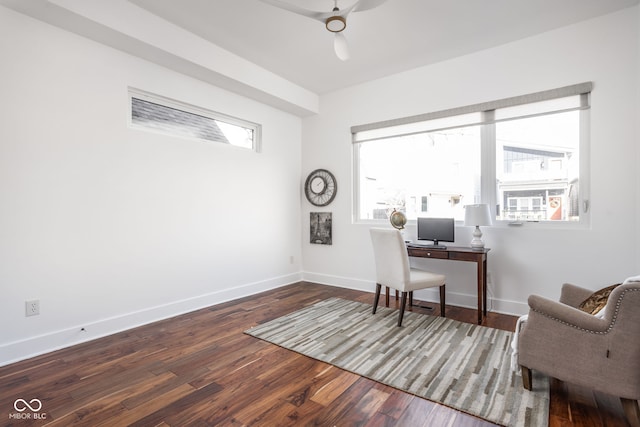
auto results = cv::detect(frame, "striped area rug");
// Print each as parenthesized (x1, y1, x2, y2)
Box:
(244, 297, 549, 427)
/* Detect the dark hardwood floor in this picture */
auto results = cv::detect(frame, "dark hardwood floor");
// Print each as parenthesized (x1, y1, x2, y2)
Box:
(0, 282, 631, 426)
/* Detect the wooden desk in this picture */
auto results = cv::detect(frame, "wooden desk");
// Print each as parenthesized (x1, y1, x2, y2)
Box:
(407, 245, 490, 324)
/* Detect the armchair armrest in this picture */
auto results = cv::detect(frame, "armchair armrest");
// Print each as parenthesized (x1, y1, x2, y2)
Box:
(559, 282, 594, 308)
(528, 294, 609, 333)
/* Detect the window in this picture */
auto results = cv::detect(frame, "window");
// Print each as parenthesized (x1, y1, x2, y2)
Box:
(352, 83, 591, 224)
(129, 88, 261, 152)
(496, 111, 580, 222)
(357, 125, 480, 221)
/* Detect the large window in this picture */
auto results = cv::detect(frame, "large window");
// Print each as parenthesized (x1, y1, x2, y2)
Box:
(353, 83, 591, 224)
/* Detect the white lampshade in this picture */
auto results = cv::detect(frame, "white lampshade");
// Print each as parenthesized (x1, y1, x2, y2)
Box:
(464, 204, 492, 250)
(464, 204, 493, 227)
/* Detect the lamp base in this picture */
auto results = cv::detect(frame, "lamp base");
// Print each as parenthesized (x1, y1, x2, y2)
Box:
(470, 226, 485, 249)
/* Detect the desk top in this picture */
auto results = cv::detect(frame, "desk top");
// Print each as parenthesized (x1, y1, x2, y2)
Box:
(406, 244, 490, 254)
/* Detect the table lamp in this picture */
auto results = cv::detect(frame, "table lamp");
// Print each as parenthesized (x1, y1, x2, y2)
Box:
(464, 204, 493, 250)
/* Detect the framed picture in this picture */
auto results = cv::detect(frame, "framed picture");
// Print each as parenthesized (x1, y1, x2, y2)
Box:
(310, 212, 332, 245)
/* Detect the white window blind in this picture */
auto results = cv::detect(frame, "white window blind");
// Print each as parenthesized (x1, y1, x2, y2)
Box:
(352, 82, 591, 143)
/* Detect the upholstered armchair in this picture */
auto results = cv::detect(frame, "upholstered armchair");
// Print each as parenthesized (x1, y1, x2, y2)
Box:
(518, 282, 640, 427)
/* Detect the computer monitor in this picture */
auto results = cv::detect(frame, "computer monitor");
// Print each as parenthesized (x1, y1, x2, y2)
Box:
(417, 217, 455, 248)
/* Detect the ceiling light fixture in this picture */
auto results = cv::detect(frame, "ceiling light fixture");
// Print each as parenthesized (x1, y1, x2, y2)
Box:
(326, 10, 346, 32)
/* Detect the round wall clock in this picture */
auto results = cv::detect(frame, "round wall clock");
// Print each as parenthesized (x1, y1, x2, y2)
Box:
(304, 169, 337, 206)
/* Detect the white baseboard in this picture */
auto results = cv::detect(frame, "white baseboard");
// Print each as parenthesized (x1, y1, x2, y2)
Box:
(2, 271, 528, 367)
(302, 272, 372, 292)
(303, 271, 528, 317)
(1, 273, 302, 367)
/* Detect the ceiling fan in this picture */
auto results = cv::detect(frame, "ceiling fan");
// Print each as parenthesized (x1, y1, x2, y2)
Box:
(258, 0, 389, 61)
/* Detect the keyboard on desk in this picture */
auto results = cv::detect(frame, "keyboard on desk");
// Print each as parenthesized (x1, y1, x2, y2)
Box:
(407, 243, 447, 250)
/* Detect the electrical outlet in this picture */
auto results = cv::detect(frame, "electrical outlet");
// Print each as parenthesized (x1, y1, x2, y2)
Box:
(25, 300, 40, 317)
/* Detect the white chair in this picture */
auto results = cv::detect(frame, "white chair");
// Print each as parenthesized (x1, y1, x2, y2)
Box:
(369, 228, 446, 326)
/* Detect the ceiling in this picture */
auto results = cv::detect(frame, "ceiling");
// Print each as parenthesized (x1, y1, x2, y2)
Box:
(129, 0, 639, 94)
(2, 0, 638, 114)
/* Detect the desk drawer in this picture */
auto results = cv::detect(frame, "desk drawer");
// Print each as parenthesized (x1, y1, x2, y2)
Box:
(408, 248, 448, 259)
(449, 251, 484, 262)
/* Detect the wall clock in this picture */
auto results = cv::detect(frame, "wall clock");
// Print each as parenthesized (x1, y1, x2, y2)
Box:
(304, 169, 337, 206)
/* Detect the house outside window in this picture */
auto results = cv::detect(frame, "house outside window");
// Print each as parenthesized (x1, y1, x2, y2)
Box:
(352, 83, 591, 226)
(496, 110, 580, 222)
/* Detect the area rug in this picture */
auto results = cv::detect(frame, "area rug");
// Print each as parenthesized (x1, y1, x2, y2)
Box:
(244, 297, 549, 427)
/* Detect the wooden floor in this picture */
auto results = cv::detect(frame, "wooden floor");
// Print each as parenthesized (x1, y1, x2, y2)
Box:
(0, 282, 631, 426)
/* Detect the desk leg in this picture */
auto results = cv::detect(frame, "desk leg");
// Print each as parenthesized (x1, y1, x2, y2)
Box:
(477, 258, 485, 325)
(482, 259, 488, 317)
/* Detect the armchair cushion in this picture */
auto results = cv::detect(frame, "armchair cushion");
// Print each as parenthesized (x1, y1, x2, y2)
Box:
(578, 283, 620, 315)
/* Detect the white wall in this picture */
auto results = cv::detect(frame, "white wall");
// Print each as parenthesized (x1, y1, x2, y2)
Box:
(0, 7, 302, 365)
(637, 5, 640, 272)
(302, 7, 640, 314)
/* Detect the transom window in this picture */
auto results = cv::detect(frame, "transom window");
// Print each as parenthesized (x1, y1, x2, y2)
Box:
(129, 88, 261, 152)
(352, 83, 591, 225)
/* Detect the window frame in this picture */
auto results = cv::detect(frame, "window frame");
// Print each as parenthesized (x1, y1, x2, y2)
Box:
(128, 87, 262, 152)
(352, 83, 591, 229)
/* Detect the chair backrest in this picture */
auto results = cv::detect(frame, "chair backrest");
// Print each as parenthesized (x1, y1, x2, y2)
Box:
(608, 283, 640, 398)
(369, 228, 411, 291)
(581, 283, 640, 398)
(605, 282, 640, 336)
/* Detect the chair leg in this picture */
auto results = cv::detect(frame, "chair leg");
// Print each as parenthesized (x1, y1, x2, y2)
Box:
(385, 286, 390, 307)
(439, 284, 446, 317)
(373, 283, 381, 314)
(409, 291, 414, 308)
(621, 398, 640, 427)
(520, 366, 532, 391)
(398, 292, 408, 327)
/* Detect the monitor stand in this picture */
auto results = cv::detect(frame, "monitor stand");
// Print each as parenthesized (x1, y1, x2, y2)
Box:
(423, 239, 446, 249)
